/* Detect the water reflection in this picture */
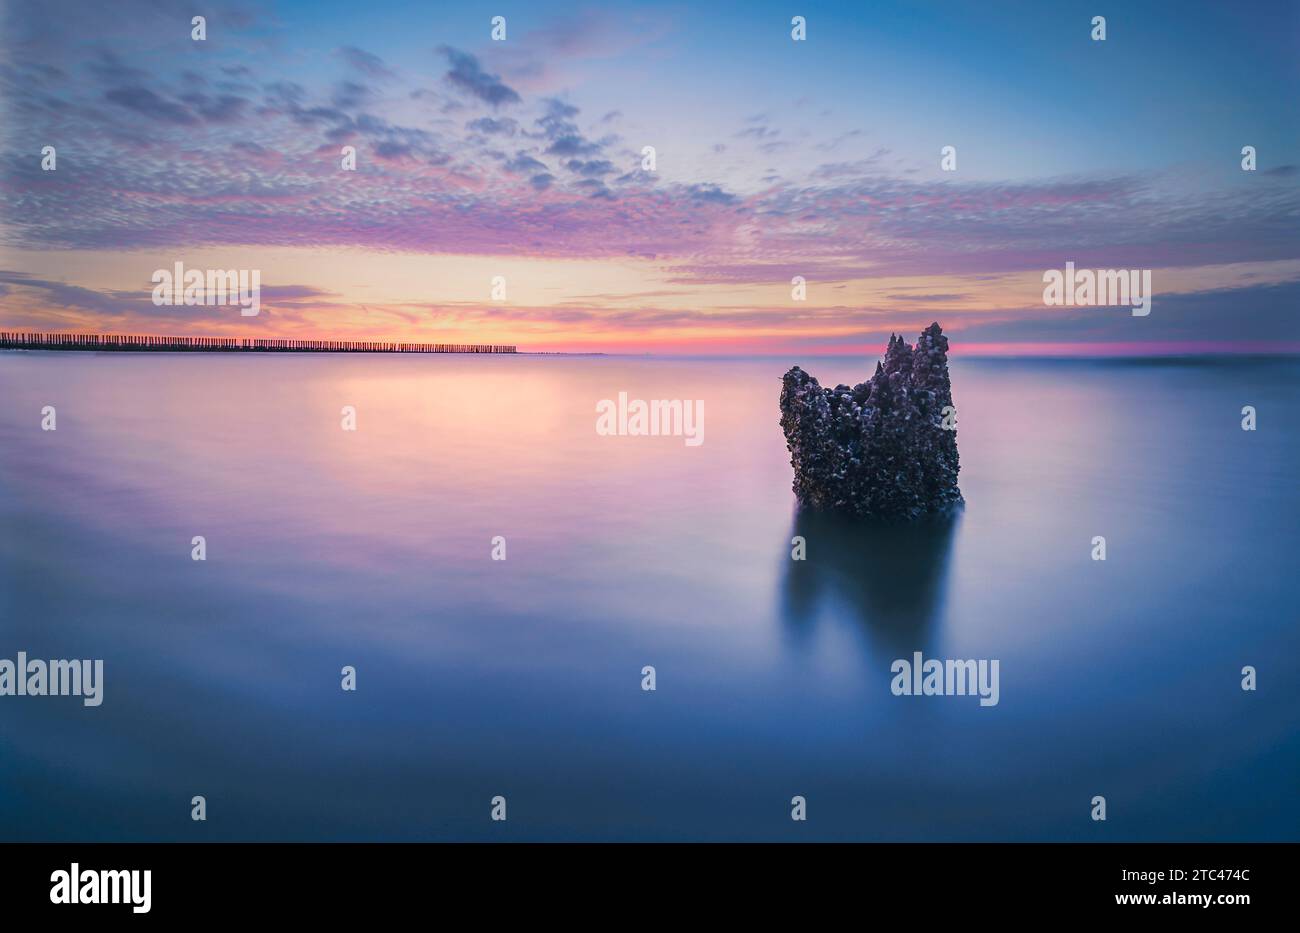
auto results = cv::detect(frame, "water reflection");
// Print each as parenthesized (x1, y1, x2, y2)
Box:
(781, 507, 959, 656)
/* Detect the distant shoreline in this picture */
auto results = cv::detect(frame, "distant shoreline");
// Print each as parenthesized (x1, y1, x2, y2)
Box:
(2, 332, 1294, 363)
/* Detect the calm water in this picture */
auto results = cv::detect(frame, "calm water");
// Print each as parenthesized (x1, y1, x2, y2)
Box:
(1, 352, 1297, 841)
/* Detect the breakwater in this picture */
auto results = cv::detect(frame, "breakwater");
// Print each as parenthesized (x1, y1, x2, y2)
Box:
(0, 332, 516, 353)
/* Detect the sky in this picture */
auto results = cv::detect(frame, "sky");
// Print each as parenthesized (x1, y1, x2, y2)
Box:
(1, 0, 1297, 354)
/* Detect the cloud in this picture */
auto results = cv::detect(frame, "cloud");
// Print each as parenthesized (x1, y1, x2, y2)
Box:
(256, 285, 335, 301)
(180, 91, 251, 123)
(538, 98, 578, 122)
(103, 86, 197, 124)
(0, 270, 146, 316)
(467, 116, 518, 136)
(685, 183, 737, 205)
(86, 49, 148, 83)
(888, 293, 970, 302)
(5, 9, 1296, 312)
(565, 159, 615, 177)
(546, 134, 601, 157)
(331, 80, 373, 109)
(948, 281, 1300, 346)
(505, 152, 548, 174)
(534, 97, 605, 157)
(374, 140, 414, 160)
(818, 130, 864, 151)
(438, 46, 520, 107)
(336, 46, 394, 79)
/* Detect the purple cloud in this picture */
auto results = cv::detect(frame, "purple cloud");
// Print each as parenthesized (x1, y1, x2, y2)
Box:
(104, 86, 197, 124)
(438, 47, 520, 108)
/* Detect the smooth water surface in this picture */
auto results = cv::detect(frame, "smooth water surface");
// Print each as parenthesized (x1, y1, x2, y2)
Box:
(1, 352, 1296, 840)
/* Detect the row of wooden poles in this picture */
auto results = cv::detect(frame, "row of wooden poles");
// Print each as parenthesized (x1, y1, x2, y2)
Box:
(0, 332, 517, 354)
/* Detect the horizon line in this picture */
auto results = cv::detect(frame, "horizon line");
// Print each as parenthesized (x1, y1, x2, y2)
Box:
(3, 332, 1298, 360)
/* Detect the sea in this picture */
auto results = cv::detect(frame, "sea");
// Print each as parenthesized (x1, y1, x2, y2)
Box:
(1, 351, 1296, 840)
